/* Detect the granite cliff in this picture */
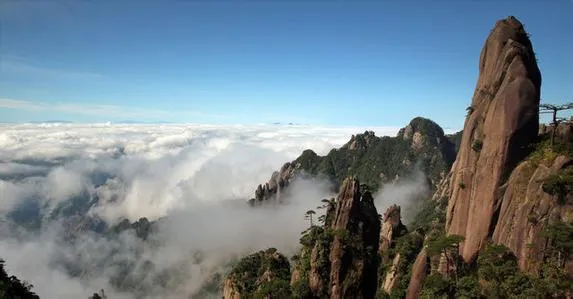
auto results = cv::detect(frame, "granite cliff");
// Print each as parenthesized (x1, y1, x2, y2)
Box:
(223, 16, 573, 299)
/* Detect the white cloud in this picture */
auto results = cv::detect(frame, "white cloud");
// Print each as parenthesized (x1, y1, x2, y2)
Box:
(373, 169, 430, 224)
(0, 98, 225, 121)
(0, 123, 402, 299)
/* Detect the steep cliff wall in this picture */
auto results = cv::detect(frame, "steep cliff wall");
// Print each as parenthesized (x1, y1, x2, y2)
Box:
(442, 16, 542, 262)
(290, 177, 381, 299)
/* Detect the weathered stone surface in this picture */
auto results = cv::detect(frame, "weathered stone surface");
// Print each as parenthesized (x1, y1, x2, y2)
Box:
(492, 155, 573, 274)
(347, 131, 377, 150)
(308, 244, 326, 295)
(406, 248, 429, 299)
(222, 278, 241, 299)
(252, 162, 300, 203)
(328, 178, 381, 299)
(288, 177, 381, 299)
(379, 204, 406, 256)
(382, 253, 401, 293)
(443, 16, 542, 262)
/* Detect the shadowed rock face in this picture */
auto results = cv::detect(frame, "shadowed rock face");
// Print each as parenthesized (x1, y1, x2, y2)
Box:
(327, 178, 381, 299)
(442, 16, 542, 262)
(405, 248, 429, 299)
(289, 177, 381, 299)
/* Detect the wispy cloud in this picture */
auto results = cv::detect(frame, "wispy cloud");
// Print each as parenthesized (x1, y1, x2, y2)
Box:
(0, 98, 222, 121)
(0, 58, 105, 81)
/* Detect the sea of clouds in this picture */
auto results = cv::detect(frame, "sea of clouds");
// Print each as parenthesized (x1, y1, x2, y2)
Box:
(0, 123, 429, 299)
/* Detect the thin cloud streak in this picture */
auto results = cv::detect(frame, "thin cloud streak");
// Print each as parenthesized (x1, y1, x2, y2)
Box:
(0, 59, 105, 81)
(0, 98, 226, 121)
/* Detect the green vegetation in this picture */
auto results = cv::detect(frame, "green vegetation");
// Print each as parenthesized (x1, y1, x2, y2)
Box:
(527, 133, 573, 167)
(304, 209, 316, 227)
(227, 248, 291, 298)
(0, 259, 39, 299)
(542, 166, 573, 204)
(466, 105, 474, 116)
(471, 139, 483, 152)
(293, 225, 335, 298)
(293, 118, 456, 191)
(385, 232, 424, 298)
(111, 217, 155, 240)
(230, 115, 573, 298)
(446, 131, 463, 153)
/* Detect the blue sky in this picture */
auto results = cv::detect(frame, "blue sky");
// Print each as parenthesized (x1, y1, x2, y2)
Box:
(0, 1, 571, 128)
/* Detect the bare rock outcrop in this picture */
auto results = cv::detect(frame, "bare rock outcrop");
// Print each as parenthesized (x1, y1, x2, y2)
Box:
(328, 177, 381, 299)
(345, 130, 377, 150)
(442, 16, 542, 262)
(222, 279, 241, 299)
(492, 154, 573, 274)
(251, 162, 301, 204)
(405, 248, 429, 299)
(382, 253, 401, 293)
(398, 117, 457, 187)
(379, 204, 407, 256)
(291, 177, 381, 299)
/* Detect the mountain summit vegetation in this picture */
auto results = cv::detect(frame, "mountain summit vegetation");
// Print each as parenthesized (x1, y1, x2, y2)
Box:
(250, 116, 458, 206)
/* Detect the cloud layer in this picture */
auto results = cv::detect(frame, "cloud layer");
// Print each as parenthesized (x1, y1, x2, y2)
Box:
(1, 123, 410, 298)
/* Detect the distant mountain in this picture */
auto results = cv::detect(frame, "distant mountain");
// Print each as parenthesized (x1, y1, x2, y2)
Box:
(250, 116, 457, 205)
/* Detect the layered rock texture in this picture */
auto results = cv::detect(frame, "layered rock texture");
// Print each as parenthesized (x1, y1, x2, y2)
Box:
(438, 16, 542, 263)
(290, 177, 381, 299)
(225, 16, 572, 299)
(492, 152, 573, 274)
(405, 248, 428, 299)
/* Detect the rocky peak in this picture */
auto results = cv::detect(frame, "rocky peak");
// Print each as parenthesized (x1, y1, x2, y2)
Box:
(345, 131, 377, 150)
(379, 204, 406, 254)
(290, 177, 381, 299)
(328, 177, 381, 299)
(441, 16, 541, 263)
(398, 117, 449, 151)
(251, 161, 301, 204)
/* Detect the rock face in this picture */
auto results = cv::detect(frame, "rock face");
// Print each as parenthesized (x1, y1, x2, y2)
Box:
(382, 253, 401, 293)
(327, 178, 381, 299)
(222, 279, 241, 299)
(398, 117, 454, 156)
(492, 154, 573, 274)
(405, 248, 429, 299)
(379, 204, 407, 256)
(442, 16, 542, 262)
(346, 130, 377, 150)
(252, 162, 300, 204)
(291, 177, 381, 299)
